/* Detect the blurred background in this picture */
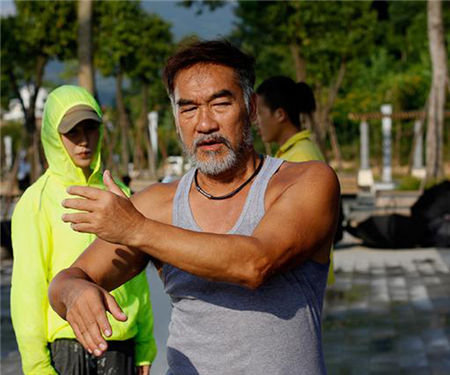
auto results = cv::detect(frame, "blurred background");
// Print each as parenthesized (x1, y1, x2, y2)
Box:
(1, 0, 448, 195)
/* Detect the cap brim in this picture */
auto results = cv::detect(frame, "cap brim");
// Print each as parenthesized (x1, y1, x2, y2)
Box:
(58, 108, 101, 134)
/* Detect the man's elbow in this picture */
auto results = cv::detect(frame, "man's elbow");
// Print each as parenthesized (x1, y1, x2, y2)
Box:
(239, 256, 271, 290)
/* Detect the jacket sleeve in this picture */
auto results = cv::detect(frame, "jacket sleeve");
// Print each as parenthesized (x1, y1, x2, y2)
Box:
(132, 271, 157, 366)
(10, 197, 58, 375)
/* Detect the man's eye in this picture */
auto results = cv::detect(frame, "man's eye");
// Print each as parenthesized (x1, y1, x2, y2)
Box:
(214, 102, 231, 107)
(181, 107, 197, 113)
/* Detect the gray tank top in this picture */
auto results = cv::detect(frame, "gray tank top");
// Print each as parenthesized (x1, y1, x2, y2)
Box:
(164, 156, 328, 375)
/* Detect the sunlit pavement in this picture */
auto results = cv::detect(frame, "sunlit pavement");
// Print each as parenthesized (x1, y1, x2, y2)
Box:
(2, 238, 450, 375)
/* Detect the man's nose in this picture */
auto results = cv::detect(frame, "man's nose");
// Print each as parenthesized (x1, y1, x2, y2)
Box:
(196, 107, 219, 133)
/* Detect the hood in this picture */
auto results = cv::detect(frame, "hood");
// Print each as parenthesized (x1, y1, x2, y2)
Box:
(41, 85, 103, 185)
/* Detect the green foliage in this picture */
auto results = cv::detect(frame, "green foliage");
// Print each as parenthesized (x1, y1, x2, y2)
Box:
(1, 1, 76, 110)
(14, 1, 77, 61)
(130, 13, 173, 83)
(94, 1, 143, 77)
(0, 121, 23, 152)
(179, 1, 226, 15)
(396, 176, 421, 191)
(159, 109, 182, 157)
(233, 1, 376, 85)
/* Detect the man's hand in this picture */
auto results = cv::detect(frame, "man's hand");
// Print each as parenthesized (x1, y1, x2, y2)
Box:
(62, 170, 145, 245)
(49, 271, 128, 357)
(137, 364, 151, 375)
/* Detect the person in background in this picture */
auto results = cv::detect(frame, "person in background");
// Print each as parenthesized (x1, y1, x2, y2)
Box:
(10, 85, 156, 374)
(256, 76, 324, 162)
(256, 76, 337, 284)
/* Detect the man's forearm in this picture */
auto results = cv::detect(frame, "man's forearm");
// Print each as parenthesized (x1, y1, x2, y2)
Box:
(127, 218, 270, 288)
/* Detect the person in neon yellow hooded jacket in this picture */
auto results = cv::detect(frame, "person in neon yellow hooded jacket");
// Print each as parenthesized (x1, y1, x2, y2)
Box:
(10, 85, 157, 374)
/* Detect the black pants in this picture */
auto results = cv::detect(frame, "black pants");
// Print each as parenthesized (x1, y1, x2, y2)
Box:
(50, 339, 135, 375)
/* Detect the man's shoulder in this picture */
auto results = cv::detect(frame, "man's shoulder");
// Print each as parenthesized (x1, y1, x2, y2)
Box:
(276, 159, 336, 184)
(131, 179, 180, 223)
(267, 160, 339, 205)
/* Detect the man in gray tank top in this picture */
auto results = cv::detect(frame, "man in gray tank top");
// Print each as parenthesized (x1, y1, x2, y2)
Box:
(50, 41, 341, 375)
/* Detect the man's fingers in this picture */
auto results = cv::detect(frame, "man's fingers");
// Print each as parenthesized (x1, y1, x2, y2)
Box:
(67, 185, 102, 200)
(69, 311, 99, 355)
(89, 295, 113, 338)
(72, 323, 92, 354)
(103, 170, 127, 197)
(62, 198, 95, 212)
(76, 304, 108, 356)
(70, 223, 94, 234)
(104, 292, 128, 322)
(62, 212, 91, 224)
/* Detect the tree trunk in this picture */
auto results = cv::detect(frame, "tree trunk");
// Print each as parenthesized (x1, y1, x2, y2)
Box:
(425, 0, 447, 180)
(102, 121, 115, 173)
(394, 121, 402, 167)
(314, 60, 347, 161)
(289, 43, 306, 82)
(3, 145, 22, 217)
(309, 85, 327, 157)
(77, 0, 96, 95)
(27, 55, 46, 182)
(158, 137, 168, 163)
(327, 119, 342, 170)
(134, 82, 149, 175)
(115, 71, 131, 177)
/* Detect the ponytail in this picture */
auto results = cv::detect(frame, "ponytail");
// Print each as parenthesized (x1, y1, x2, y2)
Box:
(295, 82, 316, 114)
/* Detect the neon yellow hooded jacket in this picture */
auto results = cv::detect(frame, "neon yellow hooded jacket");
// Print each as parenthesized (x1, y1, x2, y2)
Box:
(10, 85, 157, 374)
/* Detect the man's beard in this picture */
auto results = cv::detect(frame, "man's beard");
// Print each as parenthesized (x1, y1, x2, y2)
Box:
(182, 123, 253, 176)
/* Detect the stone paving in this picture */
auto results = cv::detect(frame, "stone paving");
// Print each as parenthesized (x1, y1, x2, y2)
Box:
(2, 240, 450, 374)
(323, 243, 450, 375)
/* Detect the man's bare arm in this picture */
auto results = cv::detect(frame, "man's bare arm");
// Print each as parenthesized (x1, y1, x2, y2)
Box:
(64, 162, 339, 288)
(129, 162, 339, 288)
(51, 163, 338, 356)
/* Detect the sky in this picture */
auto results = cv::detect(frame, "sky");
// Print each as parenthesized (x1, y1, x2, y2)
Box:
(0, 0, 237, 41)
(0, 0, 237, 105)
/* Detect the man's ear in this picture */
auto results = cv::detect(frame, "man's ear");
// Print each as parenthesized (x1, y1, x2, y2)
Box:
(249, 93, 257, 123)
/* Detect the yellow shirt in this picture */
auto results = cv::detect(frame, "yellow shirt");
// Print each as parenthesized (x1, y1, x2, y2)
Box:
(275, 130, 335, 285)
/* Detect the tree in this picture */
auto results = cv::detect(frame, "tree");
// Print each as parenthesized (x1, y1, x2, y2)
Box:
(94, 0, 143, 177)
(425, 0, 447, 180)
(129, 13, 172, 177)
(232, 1, 377, 167)
(77, 0, 96, 95)
(1, 1, 77, 181)
(179, 0, 226, 15)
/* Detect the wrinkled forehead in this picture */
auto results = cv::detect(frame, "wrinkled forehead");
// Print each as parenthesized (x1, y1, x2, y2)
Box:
(173, 63, 242, 101)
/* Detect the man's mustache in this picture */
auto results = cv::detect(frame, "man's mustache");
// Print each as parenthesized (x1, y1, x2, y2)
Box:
(193, 134, 232, 151)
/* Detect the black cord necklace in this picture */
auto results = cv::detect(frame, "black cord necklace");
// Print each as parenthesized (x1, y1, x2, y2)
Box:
(194, 154, 265, 200)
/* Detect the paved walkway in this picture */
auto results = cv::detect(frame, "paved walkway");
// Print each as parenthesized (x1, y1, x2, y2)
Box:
(324, 244, 450, 375)
(2, 240, 450, 374)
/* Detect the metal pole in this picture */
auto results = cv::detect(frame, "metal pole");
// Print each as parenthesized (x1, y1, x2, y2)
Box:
(381, 104, 393, 183)
(357, 120, 373, 189)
